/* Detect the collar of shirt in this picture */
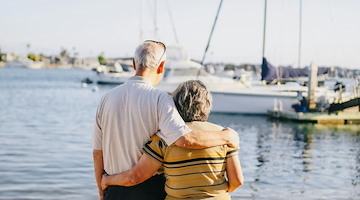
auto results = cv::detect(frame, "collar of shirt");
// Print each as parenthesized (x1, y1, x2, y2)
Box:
(128, 76, 153, 86)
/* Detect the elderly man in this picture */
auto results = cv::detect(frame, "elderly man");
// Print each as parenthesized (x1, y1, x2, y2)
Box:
(93, 40, 239, 200)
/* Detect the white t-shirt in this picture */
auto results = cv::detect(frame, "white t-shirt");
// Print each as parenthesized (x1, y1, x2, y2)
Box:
(92, 76, 191, 175)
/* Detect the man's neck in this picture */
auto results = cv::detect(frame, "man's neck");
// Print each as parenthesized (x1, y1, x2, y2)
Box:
(135, 69, 158, 86)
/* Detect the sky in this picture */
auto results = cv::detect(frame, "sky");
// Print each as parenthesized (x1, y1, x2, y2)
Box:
(0, 0, 359, 68)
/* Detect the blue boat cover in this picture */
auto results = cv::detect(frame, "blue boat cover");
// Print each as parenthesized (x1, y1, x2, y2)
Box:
(261, 57, 330, 83)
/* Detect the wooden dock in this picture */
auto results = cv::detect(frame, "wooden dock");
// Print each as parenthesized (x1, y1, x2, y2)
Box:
(268, 107, 360, 124)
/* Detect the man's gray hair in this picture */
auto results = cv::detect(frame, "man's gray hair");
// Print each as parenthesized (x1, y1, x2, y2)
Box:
(134, 41, 166, 70)
(172, 80, 212, 122)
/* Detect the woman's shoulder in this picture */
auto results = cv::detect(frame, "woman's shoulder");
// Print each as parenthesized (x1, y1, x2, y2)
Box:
(186, 121, 224, 131)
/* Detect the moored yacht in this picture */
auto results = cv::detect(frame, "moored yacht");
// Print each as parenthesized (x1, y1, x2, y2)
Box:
(95, 61, 134, 84)
(5, 57, 44, 69)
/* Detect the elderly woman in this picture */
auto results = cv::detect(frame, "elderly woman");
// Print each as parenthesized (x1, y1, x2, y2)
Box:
(102, 80, 244, 199)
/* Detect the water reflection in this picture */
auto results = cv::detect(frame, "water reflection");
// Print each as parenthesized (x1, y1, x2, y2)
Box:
(355, 147, 360, 187)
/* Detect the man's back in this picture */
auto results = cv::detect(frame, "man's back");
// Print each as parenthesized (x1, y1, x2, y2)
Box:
(93, 76, 189, 175)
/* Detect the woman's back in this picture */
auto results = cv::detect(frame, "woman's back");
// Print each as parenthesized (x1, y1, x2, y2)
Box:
(143, 121, 238, 200)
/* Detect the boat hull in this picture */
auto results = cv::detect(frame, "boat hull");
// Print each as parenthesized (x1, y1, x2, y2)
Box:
(96, 72, 132, 85)
(211, 91, 297, 114)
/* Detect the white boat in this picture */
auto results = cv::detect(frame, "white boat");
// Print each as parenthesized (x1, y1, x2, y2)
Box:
(96, 72, 133, 84)
(211, 82, 349, 114)
(95, 61, 134, 84)
(5, 57, 44, 69)
(211, 85, 297, 114)
(160, 71, 339, 115)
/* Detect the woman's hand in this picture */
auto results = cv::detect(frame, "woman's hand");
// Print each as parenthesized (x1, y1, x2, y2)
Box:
(101, 174, 109, 190)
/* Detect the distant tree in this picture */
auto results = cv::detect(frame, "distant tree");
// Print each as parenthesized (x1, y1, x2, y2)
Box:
(27, 54, 37, 61)
(60, 47, 69, 58)
(98, 52, 106, 64)
(54, 57, 61, 63)
(98, 56, 106, 64)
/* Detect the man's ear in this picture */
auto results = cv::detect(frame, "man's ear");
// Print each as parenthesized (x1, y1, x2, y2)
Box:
(132, 59, 136, 70)
(157, 61, 165, 74)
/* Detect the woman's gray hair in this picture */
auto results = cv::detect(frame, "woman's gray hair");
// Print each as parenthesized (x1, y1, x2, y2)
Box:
(172, 80, 212, 122)
(134, 41, 166, 70)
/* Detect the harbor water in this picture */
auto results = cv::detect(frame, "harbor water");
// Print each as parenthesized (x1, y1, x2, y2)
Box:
(0, 68, 359, 200)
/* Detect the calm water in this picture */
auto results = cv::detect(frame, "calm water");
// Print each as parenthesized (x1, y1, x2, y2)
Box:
(0, 68, 359, 200)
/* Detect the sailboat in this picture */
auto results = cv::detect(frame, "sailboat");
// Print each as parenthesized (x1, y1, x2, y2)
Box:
(195, 0, 346, 114)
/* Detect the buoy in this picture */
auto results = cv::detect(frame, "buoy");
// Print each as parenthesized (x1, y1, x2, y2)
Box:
(92, 86, 99, 92)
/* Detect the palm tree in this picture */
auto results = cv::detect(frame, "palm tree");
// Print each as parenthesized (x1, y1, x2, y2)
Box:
(60, 47, 69, 58)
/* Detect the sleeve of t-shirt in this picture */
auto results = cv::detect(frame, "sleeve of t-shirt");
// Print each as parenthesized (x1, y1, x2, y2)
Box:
(226, 147, 238, 159)
(142, 135, 167, 163)
(156, 93, 191, 146)
(92, 96, 105, 150)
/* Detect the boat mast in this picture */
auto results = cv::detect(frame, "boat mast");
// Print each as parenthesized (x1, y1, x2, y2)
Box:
(298, 0, 302, 68)
(200, 0, 224, 65)
(166, 0, 179, 44)
(154, 0, 159, 40)
(262, 0, 267, 59)
(140, 0, 144, 42)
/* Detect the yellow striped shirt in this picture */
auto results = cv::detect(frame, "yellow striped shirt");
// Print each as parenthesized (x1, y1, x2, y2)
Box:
(143, 121, 238, 200)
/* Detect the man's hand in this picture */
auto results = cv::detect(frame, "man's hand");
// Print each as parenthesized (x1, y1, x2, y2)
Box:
(101, 174, 109, 190)
(93, 149, 104, 200)
(98, 189, 104, 200)
(223, 128, 240, 149)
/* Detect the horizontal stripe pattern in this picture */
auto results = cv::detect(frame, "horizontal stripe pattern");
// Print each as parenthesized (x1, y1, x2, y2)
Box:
(143, 121, 237, 199)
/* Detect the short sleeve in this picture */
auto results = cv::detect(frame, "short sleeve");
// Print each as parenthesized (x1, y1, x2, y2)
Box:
(142, 135, 167, 163)
(156, 93, 191, 146)
(92, 97, 105, 150)
(226, 147, 238, 159)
